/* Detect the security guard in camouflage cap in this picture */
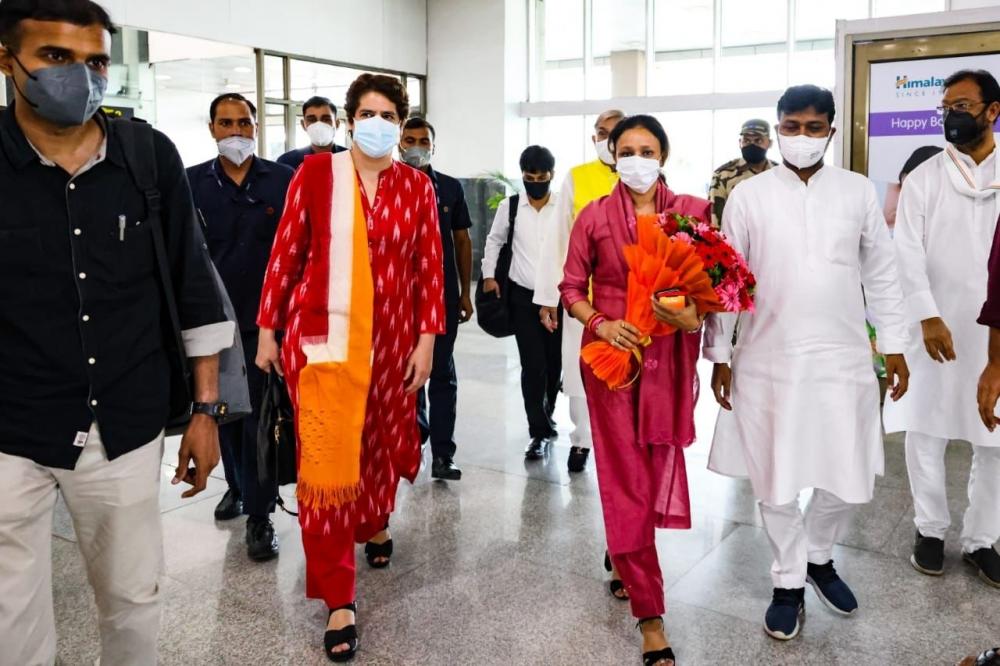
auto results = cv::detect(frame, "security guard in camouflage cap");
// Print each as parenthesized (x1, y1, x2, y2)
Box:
(708, 118, 777, 227)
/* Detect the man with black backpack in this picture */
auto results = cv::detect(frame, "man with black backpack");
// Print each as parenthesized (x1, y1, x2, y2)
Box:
(0, 1, 231, 663)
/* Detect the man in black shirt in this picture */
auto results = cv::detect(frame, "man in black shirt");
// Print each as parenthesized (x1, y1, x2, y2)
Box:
(276, 94, 347, 171)
(401, 117, 473, 480)
(188, 92, 293, 561)
(0, 1, 230, 663)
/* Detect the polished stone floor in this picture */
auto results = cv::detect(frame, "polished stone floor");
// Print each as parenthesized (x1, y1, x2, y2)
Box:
(53, 327, 999, 665)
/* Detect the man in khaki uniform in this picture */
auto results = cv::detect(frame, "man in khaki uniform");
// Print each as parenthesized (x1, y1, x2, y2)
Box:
(709, 118, 777, 227)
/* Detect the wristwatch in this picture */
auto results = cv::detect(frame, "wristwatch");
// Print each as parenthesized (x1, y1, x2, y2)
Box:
(191, 401, 229, 421)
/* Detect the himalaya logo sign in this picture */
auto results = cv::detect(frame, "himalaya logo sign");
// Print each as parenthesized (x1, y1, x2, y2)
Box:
(895, 74, 945, 97)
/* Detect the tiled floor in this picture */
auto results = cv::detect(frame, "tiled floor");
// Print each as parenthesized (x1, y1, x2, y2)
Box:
(53, 328, 999, 665)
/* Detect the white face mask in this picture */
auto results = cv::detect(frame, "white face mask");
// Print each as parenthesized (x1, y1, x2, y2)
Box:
(306, 121, 336, 147)
(776, 133, 830, 170)
(616, 156, 661, 193)
(594, 138, 614, 165)
(217, 136, 256, 166)
(352, 116, 401, 159)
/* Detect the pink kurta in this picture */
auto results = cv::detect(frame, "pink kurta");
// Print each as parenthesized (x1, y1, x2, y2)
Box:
(559, 180, 709, 617)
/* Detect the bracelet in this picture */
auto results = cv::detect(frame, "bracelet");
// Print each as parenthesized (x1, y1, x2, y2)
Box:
(587, 312, 608, 336)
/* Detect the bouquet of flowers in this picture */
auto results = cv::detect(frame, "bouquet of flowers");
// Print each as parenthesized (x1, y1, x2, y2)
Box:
(581, 213, 755, 390)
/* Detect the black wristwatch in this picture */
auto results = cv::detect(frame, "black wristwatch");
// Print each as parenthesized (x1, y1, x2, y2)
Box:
(191, 401, 229, 421)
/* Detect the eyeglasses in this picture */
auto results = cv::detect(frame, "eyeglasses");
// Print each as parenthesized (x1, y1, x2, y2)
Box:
(936, 101, 985, 115)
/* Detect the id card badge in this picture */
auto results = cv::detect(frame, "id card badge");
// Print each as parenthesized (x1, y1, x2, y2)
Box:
(72, 431, 89, 448)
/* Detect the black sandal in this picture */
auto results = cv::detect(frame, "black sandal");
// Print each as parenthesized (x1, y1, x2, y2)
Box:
(605, 551, 629, 601)
(325, 602, 358, 662)
(637, 616, 676, 666)
(365, 537, 393, 568)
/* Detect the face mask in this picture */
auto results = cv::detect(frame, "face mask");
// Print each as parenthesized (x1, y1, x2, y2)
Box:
(306, 121, 335, 147)
(741, 144, 768, 164)
(12, 55, 107, 127)
(616, 156, 661, 193)
(352, 116, 400, 158)
(777, 133, 830, 169)
(217, 136, 256, 166)
(594, 138, 614, 165)
(944, 109, 990, 146)
(523, 179, 551, 200)
(401, 146, 432, 169)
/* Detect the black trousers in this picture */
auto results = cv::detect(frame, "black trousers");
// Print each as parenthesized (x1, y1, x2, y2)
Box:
(417, 305, 460, 459)
(219, 329, 278, 518)
(509, 282, 562, 439)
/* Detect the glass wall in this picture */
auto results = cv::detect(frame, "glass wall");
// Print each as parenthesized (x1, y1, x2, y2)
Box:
(528, 0, 946, 196)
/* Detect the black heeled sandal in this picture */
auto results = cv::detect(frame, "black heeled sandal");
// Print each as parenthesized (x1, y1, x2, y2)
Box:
(325, 602, 358, 663)
(604, 551, 629, 601)
(637, 616, 675, 666)
(365, 520, 393, 569)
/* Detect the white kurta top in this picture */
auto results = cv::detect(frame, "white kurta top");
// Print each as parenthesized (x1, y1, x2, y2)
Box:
(704, 164, 909, 505)
(533, 171, 587, 397)
(883, 148, 1000, 446)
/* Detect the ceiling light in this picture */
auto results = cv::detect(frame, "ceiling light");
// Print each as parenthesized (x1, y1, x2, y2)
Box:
(233, 66, 252, 74)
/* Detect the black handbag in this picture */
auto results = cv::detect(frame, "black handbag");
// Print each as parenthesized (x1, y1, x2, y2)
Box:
(257, 371, 298, 514)
(475, 194, 519, 338)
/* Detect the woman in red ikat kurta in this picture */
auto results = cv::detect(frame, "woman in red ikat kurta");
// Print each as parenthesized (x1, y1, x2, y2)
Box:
(256, 74, 444, 662)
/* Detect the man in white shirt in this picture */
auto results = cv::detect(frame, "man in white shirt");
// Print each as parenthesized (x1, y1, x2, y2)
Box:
(535, 109, 623, 473)
(705, 85, 911, 641)
(482, 146, 561, 460)
(884, 69, 1000, 589)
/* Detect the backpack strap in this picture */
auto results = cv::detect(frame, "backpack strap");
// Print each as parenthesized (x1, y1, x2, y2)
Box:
(506, 193, 519, 245)
(113, 119, 189, 383)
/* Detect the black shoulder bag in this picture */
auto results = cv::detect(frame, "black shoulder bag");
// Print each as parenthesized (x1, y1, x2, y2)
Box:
(475, 194, 519, 338)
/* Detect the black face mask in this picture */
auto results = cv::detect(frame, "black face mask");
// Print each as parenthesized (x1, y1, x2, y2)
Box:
(944, 109, 990, 146)
(741, 144, 768, 164)
(523, 179, 550, 200)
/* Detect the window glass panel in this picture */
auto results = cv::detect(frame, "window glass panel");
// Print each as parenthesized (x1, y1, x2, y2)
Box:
(289, 60, 367, 111)
(407, 77, 424, 115)
(650, 51, 713, 95)
(717, 47, 787, 93)
(873, 0, 945, 17)
(543, 65, 585, 102)
(793, 0, 868, 41)
(587, 58, 612, 100)
(789, 46, 835, 89)
(712, 107, 777, 170)
(264, 54, 284, 99)
(655, 0, 713, 51)
(264, 103, 287, 160)
(654, 111, 715, 198)
(542, 0, 584, 100)
(720, 0, 787, 48)
(528, 116, 587, 178)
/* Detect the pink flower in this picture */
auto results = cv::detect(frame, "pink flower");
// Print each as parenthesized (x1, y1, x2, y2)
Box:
(716, 280, 742, 312)
(694, 222, 712, 237)
(674, 231, 693, 244)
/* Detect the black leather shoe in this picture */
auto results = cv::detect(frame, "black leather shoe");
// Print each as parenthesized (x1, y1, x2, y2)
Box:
(524, 437, 549, 460)
(431, 457, 462, 480)
(214, 488, 242, 521)
(911, 530, 945, 576)
(568, 447, 591, 473)
(246, 517, 279, 562)
(964, 546, 1000, 588)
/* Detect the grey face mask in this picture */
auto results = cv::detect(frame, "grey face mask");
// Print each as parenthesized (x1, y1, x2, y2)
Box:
(13, 55, 108, 126)
(401, 146, 432, 169)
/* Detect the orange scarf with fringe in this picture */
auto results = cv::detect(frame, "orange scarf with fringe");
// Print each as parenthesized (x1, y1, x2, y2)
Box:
(295, 150, 374, 510)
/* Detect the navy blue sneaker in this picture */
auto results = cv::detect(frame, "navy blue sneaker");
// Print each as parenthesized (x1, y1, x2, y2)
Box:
(807, 560, 858, 616)
(764, 587, 804, 641)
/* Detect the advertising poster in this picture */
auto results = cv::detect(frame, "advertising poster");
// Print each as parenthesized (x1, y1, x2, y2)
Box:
(867, 53, 1000, 230)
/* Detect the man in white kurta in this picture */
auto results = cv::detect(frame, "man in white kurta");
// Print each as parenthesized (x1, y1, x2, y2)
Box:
(883, 70, 1000, 589)
(534, 110, 622, 474)
(704, 85, 910, 641)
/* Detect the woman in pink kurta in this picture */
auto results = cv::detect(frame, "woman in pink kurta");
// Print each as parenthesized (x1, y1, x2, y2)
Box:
(560, 116, 709, 666)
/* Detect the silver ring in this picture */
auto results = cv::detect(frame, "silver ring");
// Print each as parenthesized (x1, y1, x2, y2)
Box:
(615, 335, 622, 344)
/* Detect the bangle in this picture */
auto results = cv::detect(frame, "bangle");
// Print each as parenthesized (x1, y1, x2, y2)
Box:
(587, 312, 608, 336)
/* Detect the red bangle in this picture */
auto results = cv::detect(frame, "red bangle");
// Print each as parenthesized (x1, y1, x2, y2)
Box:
(587, 313, 608, 336)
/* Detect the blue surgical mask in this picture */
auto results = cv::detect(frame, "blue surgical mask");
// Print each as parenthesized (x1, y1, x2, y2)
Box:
(352, 116, 400, 159)
(12, 54, 107, 126)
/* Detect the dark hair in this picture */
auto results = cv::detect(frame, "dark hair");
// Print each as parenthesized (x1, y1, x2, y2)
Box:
(899, 145, 943, 182)
(302, 95, 336, 117)
(777, 84, 836, 123)
(403, 116, 436, 140)
(943, 69, 1000, 105)
(209, 93, 257, 122)
(0, 0, 115, 49)
(607, 114, 670, 158)
(519, 145, 555, 173)
(344, 73, 409, 122)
